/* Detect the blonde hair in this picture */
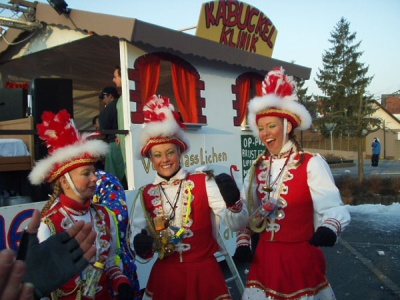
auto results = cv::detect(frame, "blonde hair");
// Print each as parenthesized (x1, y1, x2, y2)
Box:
(41, 180, 62, 217)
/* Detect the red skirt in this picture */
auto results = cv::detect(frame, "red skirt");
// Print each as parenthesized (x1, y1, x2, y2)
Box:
(144, 255, 231, 300)
(246, 239, 331, 299)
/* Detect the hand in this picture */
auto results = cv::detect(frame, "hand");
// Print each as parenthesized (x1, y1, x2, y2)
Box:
(18, 209, 97, 296)
(133, 229, 153, 257)
(0, 249, 34, 300)
(309, 226, 337, 247)
(232, 245, 253, 263)
(117, 283, 134, 300)
(215, 173, 240, 207)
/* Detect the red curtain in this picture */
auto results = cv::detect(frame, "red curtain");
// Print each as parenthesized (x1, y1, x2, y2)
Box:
(237, 78, 251, 124)
(140, 57, 161, 103)
(255, 79, 263, 96)
(237, 76, 263, 124)
(171, 63, 199, 123)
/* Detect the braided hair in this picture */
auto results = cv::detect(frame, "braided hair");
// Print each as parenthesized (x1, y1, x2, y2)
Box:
(41, 180, 62, 217)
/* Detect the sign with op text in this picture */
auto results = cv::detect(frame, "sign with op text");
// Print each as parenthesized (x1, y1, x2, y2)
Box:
(241, 134, 265, 180)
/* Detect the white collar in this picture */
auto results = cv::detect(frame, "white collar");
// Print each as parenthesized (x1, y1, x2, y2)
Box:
(153, 168, 187, 185)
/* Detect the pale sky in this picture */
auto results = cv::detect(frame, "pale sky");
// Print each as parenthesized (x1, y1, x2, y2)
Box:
(8, 0, 400, 99)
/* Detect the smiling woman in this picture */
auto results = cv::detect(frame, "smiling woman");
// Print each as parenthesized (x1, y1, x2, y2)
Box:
(235, 67, 351, 300)
(27, 110, 135, 300)
(129, 94, 248, 300)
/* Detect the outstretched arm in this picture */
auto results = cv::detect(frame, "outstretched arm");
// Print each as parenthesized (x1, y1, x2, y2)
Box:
(0, 249, 34, 300)
(18, 209, 97, 296)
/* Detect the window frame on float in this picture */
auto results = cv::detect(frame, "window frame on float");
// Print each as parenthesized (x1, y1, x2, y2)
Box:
(231, 72, 264, 128)
(128, 52, 207, 128)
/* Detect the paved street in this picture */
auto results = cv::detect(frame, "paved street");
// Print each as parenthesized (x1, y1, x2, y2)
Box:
(223, 159, 400, 300)
(323, 210, 400, 300)
(224, 210, 400, 300)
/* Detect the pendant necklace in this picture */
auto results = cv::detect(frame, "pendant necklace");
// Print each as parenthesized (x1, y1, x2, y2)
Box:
(262, 148, 292, 195)
(159, 180, 183, 222)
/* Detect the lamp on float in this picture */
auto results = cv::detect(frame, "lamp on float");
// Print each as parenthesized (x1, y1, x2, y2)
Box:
(47, 0, 70, 15)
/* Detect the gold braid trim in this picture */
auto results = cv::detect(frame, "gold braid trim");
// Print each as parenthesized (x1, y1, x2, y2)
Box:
(247, 155, 268, 233)
(50, 282, 83, 300)
(48, 158, 97, 183)
(43, 209, 84, 300)
(42, 210, 58, 236)
(139, 187, 164, 259)
(246, 156, 258, 215)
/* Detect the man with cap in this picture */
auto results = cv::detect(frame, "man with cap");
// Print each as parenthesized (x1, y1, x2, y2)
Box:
(28, 110, 134, 300)
(236, 67, 350, 300)
(98, 86, 127, 189)
(129, 95, 248, 300)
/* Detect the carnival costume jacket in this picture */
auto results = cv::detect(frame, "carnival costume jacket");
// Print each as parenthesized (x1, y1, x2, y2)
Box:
(241, 141, 351, 300)
(93, 169, 140, 299)
(130, 168, 248, 300)
(37, 194, 131, 300)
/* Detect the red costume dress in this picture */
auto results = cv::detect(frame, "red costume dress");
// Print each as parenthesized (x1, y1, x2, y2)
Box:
(131, 169, 248, 300)
(242, 144, 351, 300)
(37, 194, 131, 300)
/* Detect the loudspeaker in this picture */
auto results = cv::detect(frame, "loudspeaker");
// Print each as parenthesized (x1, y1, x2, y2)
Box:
(31, 78, 73, 125)
(31, 78, 73, 159)
(0, 88, 28, 122)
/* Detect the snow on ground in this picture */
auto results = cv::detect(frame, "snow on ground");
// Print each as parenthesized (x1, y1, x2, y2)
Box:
(346, 202, 400, 216)
(345, 203, 400, 230)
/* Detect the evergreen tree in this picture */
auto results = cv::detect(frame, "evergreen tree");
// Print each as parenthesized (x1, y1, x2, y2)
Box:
(294, 76, 316, 147)
(315, 17, 380, 182)
(295, 77, 316, 120)
(315, 17, 379, 138)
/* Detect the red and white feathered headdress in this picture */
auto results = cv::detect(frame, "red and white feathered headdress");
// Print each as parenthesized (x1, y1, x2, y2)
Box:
(247, 67, 312, 136)
(28, 110, 109, 184)
(140, 95, 189, 158)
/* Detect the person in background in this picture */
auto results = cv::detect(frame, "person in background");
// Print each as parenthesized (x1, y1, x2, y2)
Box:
(129, 95, 248, 300)
(236, 67, 351, 300)
(99, 86, 127, 189)
(371, 137, 381, 167)
(91, 115, 105, 170)
(28, 110, 134, 300)
(93, 169, 142, 299)
(92, 115, 100, 131)
(112, 65, 127, 177)
(1, 209, 96, 300)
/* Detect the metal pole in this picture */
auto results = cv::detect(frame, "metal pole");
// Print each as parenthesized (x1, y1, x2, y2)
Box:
(357, 90, 364, 184)
(383, 120, 386, 159)
(330, 130, 334, 153)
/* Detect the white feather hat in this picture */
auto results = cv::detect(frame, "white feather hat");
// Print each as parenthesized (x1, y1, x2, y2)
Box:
(139, 95, 189, 158)
(247, 67, 312, 136)
(28, 110, 108, 185)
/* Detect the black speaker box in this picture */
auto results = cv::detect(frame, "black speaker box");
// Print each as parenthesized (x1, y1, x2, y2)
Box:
(31, 78, 73, 160)
(31, 78, 73, 125)
(0, 88, 28, 122)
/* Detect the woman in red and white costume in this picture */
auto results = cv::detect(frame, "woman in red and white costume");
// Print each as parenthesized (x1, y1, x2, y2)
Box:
(238, 67, 351, 300)
(29, 110, 134, 300)
(129, 95, 248, 300)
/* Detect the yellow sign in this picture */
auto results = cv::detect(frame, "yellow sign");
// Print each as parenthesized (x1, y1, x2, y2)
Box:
(196, 1, 278, 57)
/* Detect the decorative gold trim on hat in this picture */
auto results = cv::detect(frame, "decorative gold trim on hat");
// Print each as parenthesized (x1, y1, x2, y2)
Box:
(47, 157, 98, 183)
(256, 108, 301, 127)
(141, 136, 188, 157)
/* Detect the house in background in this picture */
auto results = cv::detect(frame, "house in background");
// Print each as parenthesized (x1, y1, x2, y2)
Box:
(366, 100, 400, 160)
(300, 98, 400, 160)
(381, 91, 400, 121)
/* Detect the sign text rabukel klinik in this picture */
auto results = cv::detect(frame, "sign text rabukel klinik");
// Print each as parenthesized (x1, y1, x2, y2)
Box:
(196, 1, 277, 57)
